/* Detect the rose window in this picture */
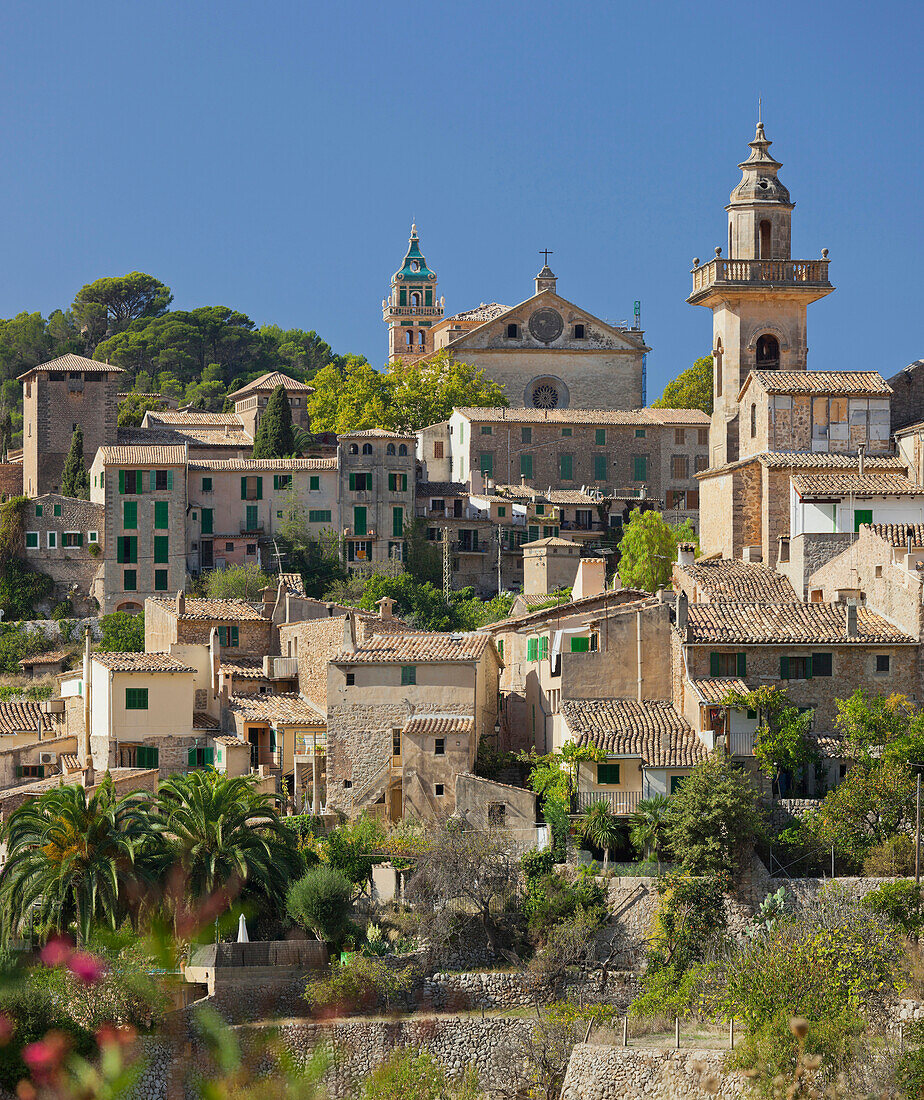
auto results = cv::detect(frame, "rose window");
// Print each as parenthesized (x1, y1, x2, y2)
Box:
(532, 383, 560, 409)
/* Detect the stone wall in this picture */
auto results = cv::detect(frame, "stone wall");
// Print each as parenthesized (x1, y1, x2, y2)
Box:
(416, 970, 639, 1012)
(561, 1045, 748, 1099)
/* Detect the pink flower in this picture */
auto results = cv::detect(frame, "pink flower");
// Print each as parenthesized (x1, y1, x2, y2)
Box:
(39, 937, 73, 968)
(67, 952, 106, 985)
(22, 1032, 69, 1083)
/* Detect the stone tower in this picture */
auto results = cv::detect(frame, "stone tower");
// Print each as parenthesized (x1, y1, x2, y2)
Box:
(383, 224, 444, 363)
(688, 123, 834, 466)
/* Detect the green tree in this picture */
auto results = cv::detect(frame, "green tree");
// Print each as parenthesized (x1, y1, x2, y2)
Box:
(202, 562, 271, 600)
(98, 611, 144, 652)
(259, 325, 332, 380)
(307, 356, 389, 433)
(403, 517, 441, 586)
(384, 349, 508, 431)
(117, 393, 165, 427)
(0, 779, 154, 943)
(579, 799, 622, 868)
(652, 354, 713, 415)
(628, 793, 673, 865)
(617, 508, 697, 593)
(286, 866, 353, 949)
(153, 771, 300, 919)
(251, 384, 296, 458)
(725, 686, 820, 796)
(324, 815, 387, 896)
(60, 425, 89, 499)
(667, 753, 763, 875)
(73, 272, 172, 342)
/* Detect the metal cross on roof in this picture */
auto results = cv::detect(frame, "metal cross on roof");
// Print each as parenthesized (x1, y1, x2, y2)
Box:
(540, 249, 553, 266)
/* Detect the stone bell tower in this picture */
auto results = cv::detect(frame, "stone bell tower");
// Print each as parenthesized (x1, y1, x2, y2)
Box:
(383, 224, 444, 363)
(688, 122, 834, 466)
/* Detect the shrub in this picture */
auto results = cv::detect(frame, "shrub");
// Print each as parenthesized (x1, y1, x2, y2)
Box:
(98, 611, 144, 652)
(0, 982, 94, 1091)
(521, 848, 556, 882)
(286, 866, 353, 949)
(630, 960, 721, 1020)
(51, 600, 73, 621)
(863, 879, 924, 938)
(522, 868, 605, 939)
(203, 562, 271, 601)
(863, 833, 917, 877)
(0, 559, 53, 621)
(303, 955, 418, 1015)
(360, 1049, 479, 1100)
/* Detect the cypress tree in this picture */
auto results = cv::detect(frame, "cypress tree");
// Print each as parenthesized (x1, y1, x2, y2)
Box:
(252, 385, 296, 458)
(61, 425, 90, 499)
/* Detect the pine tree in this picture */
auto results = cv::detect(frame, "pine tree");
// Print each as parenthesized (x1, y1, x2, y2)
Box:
(61, 425, 89, 499)
(252, 385, 296, 458)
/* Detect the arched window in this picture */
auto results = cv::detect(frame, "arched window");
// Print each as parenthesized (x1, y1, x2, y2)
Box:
(116, 601, 143, 616)
(756, 334, 780, 368)
(362, 443, 373, 455)
(417, 330, 426, 348)
(750, 403, 757, 438)
(759, 220, 772, 259)
(349, 443, 359, 455)
(404, 331, 413, 347)
(386, 443, 395, 455)
(399, 444, 408, 456)
(410, 292, 420, 307)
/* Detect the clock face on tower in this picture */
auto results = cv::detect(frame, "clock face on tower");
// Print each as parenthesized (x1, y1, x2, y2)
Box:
(528, 307, 564, 343)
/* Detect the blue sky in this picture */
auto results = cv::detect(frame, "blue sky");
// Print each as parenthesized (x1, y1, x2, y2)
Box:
(0, 0, 921, 399)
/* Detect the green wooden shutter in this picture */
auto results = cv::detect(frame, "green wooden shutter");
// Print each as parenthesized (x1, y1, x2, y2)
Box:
(736, 653, 747, 677)
(710, 652, 720, 676)
(594, 454, 607, 480)
(256, 477, 263, 500)
(167, 470, 174, 490)
(539, 636, 548, 659)
(392, 507, 403, 537)
(205, 747, 215, 766)
(570, 637, 590, 652)
(76, 532, 83, 547)
(854, 508, 872, 532)
(149, 470, 156, 492)
(349, 472, 356, 491)
(528, 525, 540, 542)
(527, 638, 538, 661)
(231, 626, 239, 646)
(780, 656, 790, 680)
(201, 509, 213, 534)
(154, 501, 168, 528)
(188, 747, 197, 767)
(118, 470, 125, 494)
(241, 477, 248, 499)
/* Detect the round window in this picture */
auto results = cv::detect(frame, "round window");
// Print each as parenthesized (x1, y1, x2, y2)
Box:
(531, 382, 560, 409)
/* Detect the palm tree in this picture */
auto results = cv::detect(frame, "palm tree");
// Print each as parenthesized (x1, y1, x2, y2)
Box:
(0, 779, 154, 943)
(579, 800, 623, 870)
(628, 794, 673, 870)
(152, 771, 300, 925)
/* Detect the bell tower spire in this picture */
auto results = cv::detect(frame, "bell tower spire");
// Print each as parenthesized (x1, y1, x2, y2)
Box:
(383, 224, 443, 363)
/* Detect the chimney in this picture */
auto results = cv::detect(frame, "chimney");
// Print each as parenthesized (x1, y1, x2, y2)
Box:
(858, 443, 866, 478)
(845, 602, 858, 637)
(376, 596, 395, 621)
(676, 591, 689, 631)
(36, 712, 43, 742)
(343, 613, 356, 653)
(176, 590, 185, 616)
(677, 542, 695, 569)
(572, 559, 605, 600)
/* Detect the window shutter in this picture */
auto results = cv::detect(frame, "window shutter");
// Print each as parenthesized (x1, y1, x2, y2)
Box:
(527, 638, 538, 661)
(149, 470, 155, 492)
(539, 636, 548, 659)
(76, 533, 83, 547)
(167, 470, 174, 490)
(736, 653, 746, 677)
(349, 473, 356, 491)
(806, 656, 813, 680)
(188, 747, 196, 767)
(780, 656, 790, 680)
(118, 470, 125, 494)
(256, 477, 263, 500)
(231, 626, 239, 646)
(241, 477, 247, 499)
(205, 747, 215, 765)
(710, 652, 720, 677)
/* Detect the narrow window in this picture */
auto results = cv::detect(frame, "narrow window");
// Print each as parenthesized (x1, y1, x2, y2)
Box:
(573, 323, 585, 339)
(345, 671, 355, 685)
(759, 220, 771, 259)
(506, 323, 518, 339)
(750, 404, 757, 438)
(434, 738, 445, 756)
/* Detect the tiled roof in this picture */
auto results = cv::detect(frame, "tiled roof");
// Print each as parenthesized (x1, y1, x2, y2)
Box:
(686, 602, 913, 644)
(402, 714, 475, 736)
(213, 734, 250, 747)
(443, 303, 509, 323)
(146, 411, 244, 427)
(228, 693, 325, 723)
(454, 407, 710, 426)
(18, 650, 69, 668)
(522, 537, 581, 549)
(813, 733, 847, 759)
(339, 428, 414, 439)
(228, 372, 314, 399)
(416, 481, 468, 498)
(699, 452, 907, 478)
(749, 371, 891, 396)
(333, 631, 493, 664)
(18, 354, 126, 379)
(277, 572, 307, 596)
(792, 473, 921, 498)
(690, 678, 751, 704)
(95, 444, 187, 466)
(483, 591, 652, 632)
(60, 754, 82, 773)
(679, 559, 797, 601)
(188, 458, 335, 471)
(220, 659, 266, 680)
(117, 427, 252, 448)
(92, 652, 196, 672)
(561, 699, 707, 767)
(148, 597, 267, 622)
(0, 701, 63, 734)
(866, 523, 924, 548)
(193, 712, 221, 729)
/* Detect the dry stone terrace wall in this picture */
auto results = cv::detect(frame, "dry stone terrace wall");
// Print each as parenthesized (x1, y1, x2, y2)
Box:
(561, 1046, 748, 1100)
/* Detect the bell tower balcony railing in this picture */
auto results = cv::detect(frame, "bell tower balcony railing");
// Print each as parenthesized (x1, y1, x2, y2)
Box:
(690, 257, 831, 296)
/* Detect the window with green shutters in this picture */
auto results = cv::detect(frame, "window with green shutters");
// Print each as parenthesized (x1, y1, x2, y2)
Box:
(528, 525, 540, 542)
(527, 638, 538, 661)
(34, 504, 42, 517)
(349, 472, 371, 491)
(633, 455, 648, 481)
(570, 636, 590, 652)
(136, 745, 159, 768)
(217, 625, 240, 647)
(123, 569, 136, 591)
(400, 665, 416, 685)
(392, 507, 404, 537)
(388, 473, 408, 492)
(201, 477, 212, 492)
(559, 454, 574, 480)
(241, 476, 263, 500)
(309, 475, 320, 491)
(479, 453, 493, 477)
(154, 501, 168, 529)
(119, 470, 144, 494)
(593, 454, 607, 481)
(154, 569, 168, 591)
(497, 506, 506, 517)
(187, 746, 215, 769)
(855, 508, 873, 531)
(538, 636, 548, 659)
(117, 536, 137, 563)
(595, 428, 606, 445)
(273, 474, 292, 490)
(519, 454, 533, 479)
(201, 509, 213, 534)
(308, 510, 332, 523)
(353, 506, 367, 537)
(597, 763, 620, 785)
(245, 505, 259, 531)
(521, 427, 532, 444)
(122, 501, 137, 529)
(125, 688, 148, 710)
(25, 532, 38, 548)
(53, 504, 62, 517)
(709, 652, 746, 677)
(154, 536, 169, 563)
(151, 469, 174, 491)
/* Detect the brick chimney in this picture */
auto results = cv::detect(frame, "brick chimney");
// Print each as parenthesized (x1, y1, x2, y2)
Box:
(676, 591, 689, 631)
(845, 602, 858, 637)
(376, 596, 395, 621)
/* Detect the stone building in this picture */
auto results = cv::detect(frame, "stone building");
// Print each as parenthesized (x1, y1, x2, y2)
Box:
(89, 445, 188, 613)
(337, 430, 416, 568)
(522, 537, 583, 595)
(145, 594, 275, 661)
(226, 372, 314, 439)
(21, 355, 124, 497)
(22, 494, 104, 608)
(687, 123, 834, 467)
(672, 551, 797, 604)
(887, 360, 924, 434)
(383, 225, 444, 362)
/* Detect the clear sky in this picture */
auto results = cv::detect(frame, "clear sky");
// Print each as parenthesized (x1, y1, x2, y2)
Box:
(0, 0, 921, 399)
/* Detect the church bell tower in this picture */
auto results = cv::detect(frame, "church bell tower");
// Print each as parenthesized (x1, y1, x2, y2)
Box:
(688, 122, 834, 466)
(383, 225, 444, 363)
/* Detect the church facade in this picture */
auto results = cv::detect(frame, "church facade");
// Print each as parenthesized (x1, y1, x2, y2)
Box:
(384, 232, 649, 411)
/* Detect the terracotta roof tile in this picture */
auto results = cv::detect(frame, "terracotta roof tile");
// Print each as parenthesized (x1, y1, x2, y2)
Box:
(92, 652, 196, 672)
(749, 371, 892, 396)
(95, 445, 187, 465)
(561, 699, 707, 766)
(792, 472, 921, 497)
(333, 631, 494, 664)
(339, 428, 414, 439)
(148, 597, 267, 622)
(522, 537, 581, 549)
(690, 678, 751, 704)
(117, 427, 252, 448)
(146, 411, 244, 427)
(212, 734, 250, 747)
(677, 559, 797, 602)
(402, 714, 475, 736)
(686, 602, 913, 644)
(0, 701, 63, 734)
(443, 303, 509, 323)
(277, 572, 307, 596)
(228, 693, 324, 723)
(187, 458, 335, 471)
(18, 650, 70, 668)
(228, 372, 314, 399)
(700, 452, 906, 477)
(18, 354, 126, 379)
(867, 523, 924, 548)
(416, 481, 468, 498)
(220, 659, 266, 680)
(455, 407, 710, 426)
(193, 712, 221, 729)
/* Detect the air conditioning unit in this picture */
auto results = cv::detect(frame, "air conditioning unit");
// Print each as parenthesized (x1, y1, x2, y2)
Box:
(43, 700, 65, 714)
(40, 752, 54, 765)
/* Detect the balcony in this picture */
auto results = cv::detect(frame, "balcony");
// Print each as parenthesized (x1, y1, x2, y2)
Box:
(385, 306, 442, 317)
(728, 731, 755, 758)
(240, 524, 264, 535)
(343, 527, 376, 539)
(574, 790, 641, 815)
(560, 520, 606, 533)
(689, 257, 831, 301)
(294, 734, 327, 758)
